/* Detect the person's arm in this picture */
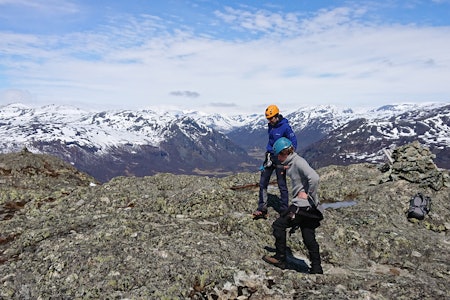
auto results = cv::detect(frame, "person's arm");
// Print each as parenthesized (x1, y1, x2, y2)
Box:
(266, 125, 274, 152)
(284, 124, 297, 150)
(295, 157, 319, 197)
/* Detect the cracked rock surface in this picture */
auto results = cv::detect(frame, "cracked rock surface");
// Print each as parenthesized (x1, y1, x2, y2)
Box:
(1, 144, 449, 299)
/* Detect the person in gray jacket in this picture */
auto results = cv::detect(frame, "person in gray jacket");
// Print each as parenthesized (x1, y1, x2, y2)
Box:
(262, 137, 325, 274)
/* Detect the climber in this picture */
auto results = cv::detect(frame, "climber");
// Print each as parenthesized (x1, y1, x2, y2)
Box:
(253, 104, 297, 220)
(262, 137, 324, 274)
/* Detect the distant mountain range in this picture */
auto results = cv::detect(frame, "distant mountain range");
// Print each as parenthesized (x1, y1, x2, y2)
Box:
(1, 102, 448, 182)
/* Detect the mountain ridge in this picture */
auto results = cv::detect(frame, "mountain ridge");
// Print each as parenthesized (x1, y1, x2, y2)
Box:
(1, 102, 449, 182)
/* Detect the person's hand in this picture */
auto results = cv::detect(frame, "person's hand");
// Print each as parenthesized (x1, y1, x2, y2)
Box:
(297, 191, 308, 199)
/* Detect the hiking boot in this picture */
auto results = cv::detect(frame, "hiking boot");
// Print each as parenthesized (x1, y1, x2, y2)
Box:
(309, 265, 323, 274)
(262, 255, 286, 270)
(252, 210, 268, 220)
(308, 251, 323, 274)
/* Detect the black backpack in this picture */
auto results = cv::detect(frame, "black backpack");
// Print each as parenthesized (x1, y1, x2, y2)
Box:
(407, 193, 431, 220)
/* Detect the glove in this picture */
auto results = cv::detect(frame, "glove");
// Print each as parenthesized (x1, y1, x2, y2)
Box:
(281, 204, 298, 219)
(263, 152, 273, 168)
(286, 205, 300, 235)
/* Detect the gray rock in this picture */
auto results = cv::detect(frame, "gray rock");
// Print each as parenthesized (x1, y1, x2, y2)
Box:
(1, 144, 449, 299)
(380, 140, 448, 190)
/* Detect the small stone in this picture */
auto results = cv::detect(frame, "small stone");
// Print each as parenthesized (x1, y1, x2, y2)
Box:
(411, 251, 422, 258)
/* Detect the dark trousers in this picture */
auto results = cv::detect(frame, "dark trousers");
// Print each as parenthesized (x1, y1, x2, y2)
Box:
(258, 161, 288, 212)
(272, 209, 322, 269)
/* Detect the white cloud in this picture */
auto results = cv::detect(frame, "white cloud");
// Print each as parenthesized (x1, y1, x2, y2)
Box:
(0, 89, 34, 105)
(0, 3, 449, 114)
(215, 6, 300, 35)
(0, 0, 78, 13)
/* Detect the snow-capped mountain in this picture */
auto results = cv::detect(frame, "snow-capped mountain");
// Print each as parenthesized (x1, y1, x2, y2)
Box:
(226, 103, 449, 156)
(1, 102, 448, 182)
(1, 104, 169, 149)
(300, 103, 450, 169)
(0, 103, 259, 182)
(226, 104, 400, 152)
(177, 110, 262, 133)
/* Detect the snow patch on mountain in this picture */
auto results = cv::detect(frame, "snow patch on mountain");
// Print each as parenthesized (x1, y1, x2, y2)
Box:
(1, 102, 449, 156)
(1, 104, 180, 153)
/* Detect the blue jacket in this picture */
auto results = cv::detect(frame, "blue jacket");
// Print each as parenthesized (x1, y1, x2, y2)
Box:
(266, 116, 298, 153)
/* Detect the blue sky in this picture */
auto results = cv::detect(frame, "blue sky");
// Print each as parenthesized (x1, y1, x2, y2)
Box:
(0, 0, 449, 114)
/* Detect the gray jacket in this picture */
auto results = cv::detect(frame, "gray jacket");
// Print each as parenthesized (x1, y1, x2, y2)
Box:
(281, 152, 323, 214)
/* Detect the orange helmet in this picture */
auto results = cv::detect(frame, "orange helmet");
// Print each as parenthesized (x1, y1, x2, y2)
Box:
(265, 105, 279, 119)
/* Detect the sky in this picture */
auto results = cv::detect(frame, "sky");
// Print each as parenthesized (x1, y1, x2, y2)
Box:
(0, 0, 450, 115)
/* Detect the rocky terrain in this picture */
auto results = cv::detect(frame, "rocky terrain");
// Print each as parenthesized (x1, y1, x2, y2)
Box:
(0, 142, 449, 299)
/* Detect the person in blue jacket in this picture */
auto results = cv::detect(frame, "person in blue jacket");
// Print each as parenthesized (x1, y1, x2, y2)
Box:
(253, 104, 297, 219)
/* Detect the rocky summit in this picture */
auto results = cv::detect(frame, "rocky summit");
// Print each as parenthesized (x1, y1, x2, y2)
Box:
(1, 143, 449, 299)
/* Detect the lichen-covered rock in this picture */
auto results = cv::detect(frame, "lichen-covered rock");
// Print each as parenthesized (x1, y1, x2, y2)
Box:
(380, 141, 449, 190)
(0, 146, 449, 299)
